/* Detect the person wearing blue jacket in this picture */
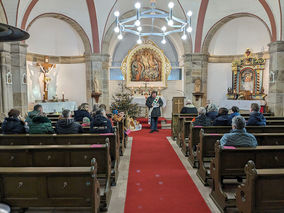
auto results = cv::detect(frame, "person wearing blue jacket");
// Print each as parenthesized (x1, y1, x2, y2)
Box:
(2, 109, 28, 134)
(228, 106, 240, 124)
(206, 103, 218, 122)
(247, 103, 266, 126)
(74, 103, 92, 122)
(90, 109, 113, 134)
(213, 107, 230, 126)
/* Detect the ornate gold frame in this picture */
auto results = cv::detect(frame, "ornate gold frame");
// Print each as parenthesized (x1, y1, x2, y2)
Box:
(121, 40, 171, 89)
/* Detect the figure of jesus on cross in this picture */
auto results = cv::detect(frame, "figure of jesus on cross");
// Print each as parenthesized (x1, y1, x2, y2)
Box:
(37, 56, 56, 102)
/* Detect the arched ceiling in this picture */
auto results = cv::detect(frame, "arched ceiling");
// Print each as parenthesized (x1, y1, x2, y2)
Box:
(0, 0, 282, 54)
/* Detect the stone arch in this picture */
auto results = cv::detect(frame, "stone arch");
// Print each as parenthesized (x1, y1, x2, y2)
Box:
(26, 13, 92, 55)
(25, 13, 93, 105)
(202, 13, 272, 54)
(0, 1, 8, 24)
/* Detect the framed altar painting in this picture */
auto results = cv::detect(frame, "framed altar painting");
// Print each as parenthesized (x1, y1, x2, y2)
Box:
(121, 40, 171, 89)
(229, 49, 265, 99)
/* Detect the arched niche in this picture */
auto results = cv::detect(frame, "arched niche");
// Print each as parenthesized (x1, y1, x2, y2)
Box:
(25, 13, 92, 106)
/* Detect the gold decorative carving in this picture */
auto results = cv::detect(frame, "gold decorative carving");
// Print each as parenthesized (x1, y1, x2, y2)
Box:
(121, 40, 171, 89)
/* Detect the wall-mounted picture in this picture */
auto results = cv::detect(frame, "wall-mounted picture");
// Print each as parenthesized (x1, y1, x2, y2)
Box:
(6, 72, 12, 85)
(240, 69, 254, 91)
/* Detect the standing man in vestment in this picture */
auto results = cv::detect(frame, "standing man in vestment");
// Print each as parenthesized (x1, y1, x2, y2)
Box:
(146, 91, 163, 133)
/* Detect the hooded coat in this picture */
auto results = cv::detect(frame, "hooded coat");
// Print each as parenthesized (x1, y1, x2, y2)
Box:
(2, 117, 27, 134)
(90, 114, 113, 134)
(25, 110, 40, 125)
(247, 112, 266, 126)
(29, 116, 55, 134)
(180, 104, 198, 114)
(56, 119, 83, 134)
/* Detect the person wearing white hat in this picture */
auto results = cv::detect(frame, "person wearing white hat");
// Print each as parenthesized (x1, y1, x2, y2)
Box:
(180, 99, 198, 114)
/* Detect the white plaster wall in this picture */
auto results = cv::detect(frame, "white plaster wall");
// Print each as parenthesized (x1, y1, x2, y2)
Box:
(109, 80, 183, 118)
(208, 17, 271, 55)
(27, 62, 87, 106)
(203, 0, 271, 48)
(207, 63, 232, 107)
(26, 17, 85, 56)
(1, 0, 18, 25)
(24, 0, 92, 50)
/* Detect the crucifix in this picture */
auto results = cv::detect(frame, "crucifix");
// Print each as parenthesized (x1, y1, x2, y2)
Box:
(37, 56, 56, 102)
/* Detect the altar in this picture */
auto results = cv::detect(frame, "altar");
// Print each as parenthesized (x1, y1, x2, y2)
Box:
(220, 100, 266, 111)
(38, 101, 77, 113)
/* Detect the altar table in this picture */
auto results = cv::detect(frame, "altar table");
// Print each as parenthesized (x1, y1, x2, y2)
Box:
(38, 101, 77, 113)
(220, 100, 265, 111)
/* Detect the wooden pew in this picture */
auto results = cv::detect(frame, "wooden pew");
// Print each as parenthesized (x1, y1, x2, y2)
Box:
(236, 161, 284, 213)
(0, 144, 111, 210)
(197, 132, 284, 185)
(177, 117, 193, 147)
(0, 134, 119, 186)
(171, 113, 197, 139)
(188, 125, 284, 168)
(209, 142, 284, 212)
(0, 159, 100, 213)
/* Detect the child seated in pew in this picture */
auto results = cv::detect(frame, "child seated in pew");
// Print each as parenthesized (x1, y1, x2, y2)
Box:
(192, 107, 211, 126)
(2, 109, 28, 134)
(247, 103, 266, 126)
(81, 117, 91, 127)
(220, 116, 258, 147)
(56, 110, 83, 134)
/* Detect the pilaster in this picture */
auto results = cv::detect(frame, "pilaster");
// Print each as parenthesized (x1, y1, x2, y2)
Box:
(267, 41, 284, 116)
(183, 53, 208, 107)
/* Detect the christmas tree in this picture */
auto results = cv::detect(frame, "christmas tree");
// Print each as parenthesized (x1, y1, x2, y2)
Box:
(110, 82, 140, 118)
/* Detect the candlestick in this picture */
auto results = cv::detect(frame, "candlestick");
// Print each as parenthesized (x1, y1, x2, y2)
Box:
(62, 92, 65, 102)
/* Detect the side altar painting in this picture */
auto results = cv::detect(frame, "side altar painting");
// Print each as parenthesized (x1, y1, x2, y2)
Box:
(121, 40, 171, 90)
(227, 49, 266, 100)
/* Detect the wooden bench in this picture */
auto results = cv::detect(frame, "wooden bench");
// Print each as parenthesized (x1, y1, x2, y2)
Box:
(188, 125, 284, 168)
(0, 144, 111, 210)
(171, 113, 196, 139)
(197, 132, 284, 185)
(0, 159, 100, 213)
(236, 161, 284, 213)
(177, 117, 193, 147)
(0, 134, 119, 185)
(209, 142, 284, 212)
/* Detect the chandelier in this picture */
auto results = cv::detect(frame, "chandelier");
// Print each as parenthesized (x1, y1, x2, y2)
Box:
(113, 1, 192, 44)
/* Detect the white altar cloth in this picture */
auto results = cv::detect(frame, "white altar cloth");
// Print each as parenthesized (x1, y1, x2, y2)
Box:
(38, 101, 77, 113)
(132, 96, 166, 107)
(220, 100, 265, 111)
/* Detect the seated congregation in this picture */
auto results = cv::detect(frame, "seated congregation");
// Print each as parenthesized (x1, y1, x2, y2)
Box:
(0, 102, 127, 212)
(174, 101, 284, 212)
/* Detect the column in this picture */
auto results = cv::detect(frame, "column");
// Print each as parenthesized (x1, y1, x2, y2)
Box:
(267, 41, 284, 116)
(0, 42, 13, 114)
(86, 54, 110, 108)
(10, 42, 28, 114)
(183, 53, 208, 107)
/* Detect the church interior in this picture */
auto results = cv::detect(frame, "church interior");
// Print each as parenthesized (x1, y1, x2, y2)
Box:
(0, 0, 284, 212)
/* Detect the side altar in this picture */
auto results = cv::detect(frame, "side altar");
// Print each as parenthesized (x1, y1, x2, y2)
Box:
(226, 49, 266, 101)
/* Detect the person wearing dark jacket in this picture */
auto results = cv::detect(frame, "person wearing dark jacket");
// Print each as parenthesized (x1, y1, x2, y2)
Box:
(206, 103, 218, 122)
(74, 103, 92, 122)
(2, 109, 27, 134)
(29, 114, 55, 134)
(192, 107, 211, 126)
(213, 107, 230, 126)
(25, 104, 43, 126)
(146, 91, 163, 133)
(56, 110, 83, 134)
(228, 106, 240, 124)
(180, 99, 198, 114)
(90, 109, 113, 134)
(247, 103, 266, 126)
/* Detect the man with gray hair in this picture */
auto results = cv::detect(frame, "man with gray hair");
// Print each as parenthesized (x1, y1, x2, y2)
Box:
(220, 116, 257, 147)
(192, 107, 211, 126)
(56, 109, 83, 134)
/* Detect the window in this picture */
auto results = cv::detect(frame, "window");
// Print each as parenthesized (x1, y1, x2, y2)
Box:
(110, 68, 124, 80)
(168, 68, 182, 80)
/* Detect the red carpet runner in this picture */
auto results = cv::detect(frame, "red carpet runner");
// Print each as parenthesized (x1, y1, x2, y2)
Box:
(124, 129, 211, 213)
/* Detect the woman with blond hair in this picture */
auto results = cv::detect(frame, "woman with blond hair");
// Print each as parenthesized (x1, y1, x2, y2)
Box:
(74, 103, 92, 122)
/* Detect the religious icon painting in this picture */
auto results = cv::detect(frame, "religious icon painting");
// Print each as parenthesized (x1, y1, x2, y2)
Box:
(121, 40, 171, 89)
(6, 72, 12, 85)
